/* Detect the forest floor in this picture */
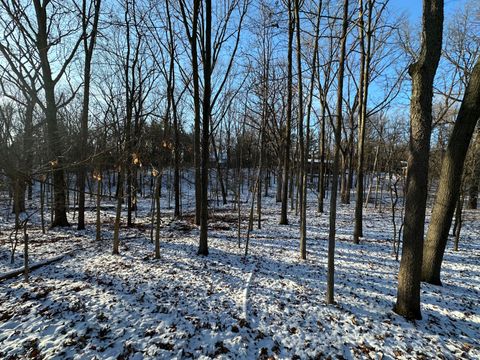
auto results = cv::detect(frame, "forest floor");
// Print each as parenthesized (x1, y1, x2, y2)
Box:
(0, 189, 479, 359)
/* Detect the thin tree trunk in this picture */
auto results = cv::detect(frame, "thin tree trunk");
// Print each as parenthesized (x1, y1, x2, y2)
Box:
(155, 174, 162, 259)
(300, 0, 322, 259)
(467, 127, 479, 209)
(95, 175, 102, 241)
(78, 0, 101, 230)
(280, 0, 294, 225)
(326, 0, 349, 305)
(295, 0, 306, 259)
(23, 221, 29, 282)
(453, 193, 463, 252)
(354, 0, 373, 243)
(179, 0, 201, 225)
(40, 178, 45, 234)
(365, 145, 380, 207)
(113, 169, 123, 255)
(198, 0, 212, 256)
(318, 106, 326, 213)
(212, 137, 228, 205)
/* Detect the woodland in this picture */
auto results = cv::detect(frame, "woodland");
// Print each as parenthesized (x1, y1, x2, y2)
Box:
(0, 0, 479, 358)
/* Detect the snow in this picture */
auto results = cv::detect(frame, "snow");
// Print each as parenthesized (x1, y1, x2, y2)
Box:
(242, 263, 256, 321)
(0, 186, 479, 359)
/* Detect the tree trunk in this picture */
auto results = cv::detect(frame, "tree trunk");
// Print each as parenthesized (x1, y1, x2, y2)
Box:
(212, 137, 228, 205)
(421, 59, 480, 285)
(78, 0, 101, 230)
(165, 0, 181, 218)
(354, 0, 372, 243)
(326, 0, 348, 305)
(95, 176, 102, 241)
(23, 100, 34, 203)
(467, 127, 479, 209)
(453, 193, 463, 251)
(113, 169, 123, 255)
(179, 0, 202, 225)
(395, 0, 443, 320)
(34, 1, 70, 227)
(294, 0, 307, 259)
(280, 0, 294, 225)
(155, 174, 162, 259)
(40, 178, 46, 234)
(318, 106, 326, 213)
(198, 0, 212, 256)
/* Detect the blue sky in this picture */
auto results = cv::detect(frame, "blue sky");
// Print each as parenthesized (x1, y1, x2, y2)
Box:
(389, 0, 468, 24)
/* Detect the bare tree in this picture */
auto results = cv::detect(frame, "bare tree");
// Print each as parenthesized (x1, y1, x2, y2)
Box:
(0, 0, 85, 226)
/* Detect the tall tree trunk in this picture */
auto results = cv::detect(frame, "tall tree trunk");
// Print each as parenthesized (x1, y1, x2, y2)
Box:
(326, 0, 349, 305)
(422, 59, 480, 285)
(165, 0, 181, 218)
(301, 0, 322, 259)
(198, 0, 212, 256)
(280, 0, 294, 225)
(78, 0, 101, 230)
(295, 0, 307, 259)
(34, 0, 69, 227)
(187, 0, 202, 225)
(395, 0, 443, 320)
(354, 0, 372, 243)
(124, 0, 134, 228)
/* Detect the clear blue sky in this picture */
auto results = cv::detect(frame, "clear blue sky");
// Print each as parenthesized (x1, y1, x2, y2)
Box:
(389, 0, 468, 24)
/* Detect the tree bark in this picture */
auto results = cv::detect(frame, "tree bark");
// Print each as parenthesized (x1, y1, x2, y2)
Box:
(95, 175, 102, 241)
(422, 59, 480, 285)
(78, 0, 101, 230)
(318, 105, 326, 213)
(280, 0, 294, 225)
(467, 127, 479, 209)
(326, 0, 349, 305)
(295, 0, 307, 259)
(353, 0, 372, 243)
(198, 0, 212, 256)
(179, 0, 202, 225)
(395, 0, 443, 320)
(453, 193, 463, 252)
(33, 0, 70, 227)
(155, 174, 162, 259)
(113, 169, 123, 255)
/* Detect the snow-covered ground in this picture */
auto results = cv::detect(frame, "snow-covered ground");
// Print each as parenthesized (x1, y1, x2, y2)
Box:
(0, 186, 479, 359)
